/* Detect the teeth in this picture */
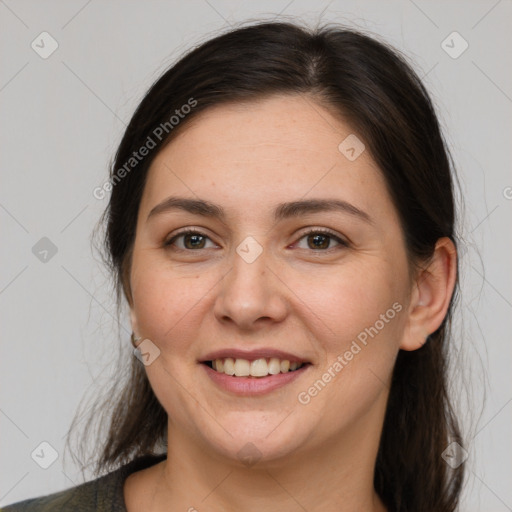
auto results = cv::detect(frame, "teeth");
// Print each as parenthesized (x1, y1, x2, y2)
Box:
(268, 358, 281, 375)
(210, 357, 305, 377)
(250, 358, 268, 377)
(234, 358, 250, 377)
(224, 357, 235, 376)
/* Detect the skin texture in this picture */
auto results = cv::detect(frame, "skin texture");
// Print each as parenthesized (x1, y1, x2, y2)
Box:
(124, 94, 457, 511)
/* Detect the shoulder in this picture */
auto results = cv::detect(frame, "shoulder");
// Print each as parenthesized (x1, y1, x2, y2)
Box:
(1, 454, 167, 512)
(0, 479, 97, 512)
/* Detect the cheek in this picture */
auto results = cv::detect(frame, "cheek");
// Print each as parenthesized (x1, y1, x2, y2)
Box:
(292, 261, 405, 423)
(296, 258, 405, 350)
(130, 258, 218, 347)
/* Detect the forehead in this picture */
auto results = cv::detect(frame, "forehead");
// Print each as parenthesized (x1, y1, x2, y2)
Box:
(166, 94, 356, 160)
(141, 94, 390, 220)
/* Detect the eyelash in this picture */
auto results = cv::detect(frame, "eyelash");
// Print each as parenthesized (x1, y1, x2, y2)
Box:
(163, 228, 349, 253)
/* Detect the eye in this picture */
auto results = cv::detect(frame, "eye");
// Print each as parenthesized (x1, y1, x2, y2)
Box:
(164, 229, 217, 251)
(293, 228, 349, 252)
(163, 228, 349, 253)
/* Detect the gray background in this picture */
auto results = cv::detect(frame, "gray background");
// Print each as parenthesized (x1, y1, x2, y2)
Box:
(1, 1, 511, 510)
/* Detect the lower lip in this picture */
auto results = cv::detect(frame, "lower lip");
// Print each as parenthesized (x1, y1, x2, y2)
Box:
(201, 363, 310, 396)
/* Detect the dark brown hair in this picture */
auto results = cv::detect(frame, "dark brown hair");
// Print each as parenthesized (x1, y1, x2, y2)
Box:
(68, 19, 465, 511)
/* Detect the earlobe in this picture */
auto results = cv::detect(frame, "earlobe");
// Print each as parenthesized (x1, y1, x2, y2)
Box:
(129, 307, 139, 337)
(129, 307, 143, 348)
(400, 237, 457, 351)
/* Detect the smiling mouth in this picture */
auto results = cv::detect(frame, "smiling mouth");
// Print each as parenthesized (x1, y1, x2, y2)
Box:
(202, 357, 310, 378)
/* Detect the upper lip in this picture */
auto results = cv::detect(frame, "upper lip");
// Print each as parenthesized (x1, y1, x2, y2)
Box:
(200, 348, 309, 364)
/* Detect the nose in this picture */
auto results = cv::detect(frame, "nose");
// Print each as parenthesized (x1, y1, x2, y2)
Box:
(212, 243, 288, 331)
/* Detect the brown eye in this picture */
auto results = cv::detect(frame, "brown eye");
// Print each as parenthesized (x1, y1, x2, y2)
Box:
(295, 229, 348, 251)
(164, 230, 216, 251)
(182, 233, 207, 249)
(306, 233, 330, 250)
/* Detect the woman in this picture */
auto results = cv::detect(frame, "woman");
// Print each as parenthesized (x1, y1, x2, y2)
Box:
(2, 19, 465, 512)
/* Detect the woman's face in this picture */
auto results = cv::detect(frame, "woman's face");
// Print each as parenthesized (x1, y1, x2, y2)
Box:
(129, 94, 414, 465)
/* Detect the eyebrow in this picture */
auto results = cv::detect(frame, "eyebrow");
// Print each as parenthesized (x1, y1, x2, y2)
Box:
(147, 196, 373, 225)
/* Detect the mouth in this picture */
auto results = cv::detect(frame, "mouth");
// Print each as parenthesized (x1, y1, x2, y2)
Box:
(202, 357, 311, 378)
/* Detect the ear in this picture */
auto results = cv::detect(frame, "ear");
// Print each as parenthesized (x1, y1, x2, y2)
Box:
(400, 237, 457, 351)
(129, 305, 139, 338)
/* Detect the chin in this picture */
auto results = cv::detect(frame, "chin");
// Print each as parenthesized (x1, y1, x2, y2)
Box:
(196, 412, 310, 468)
